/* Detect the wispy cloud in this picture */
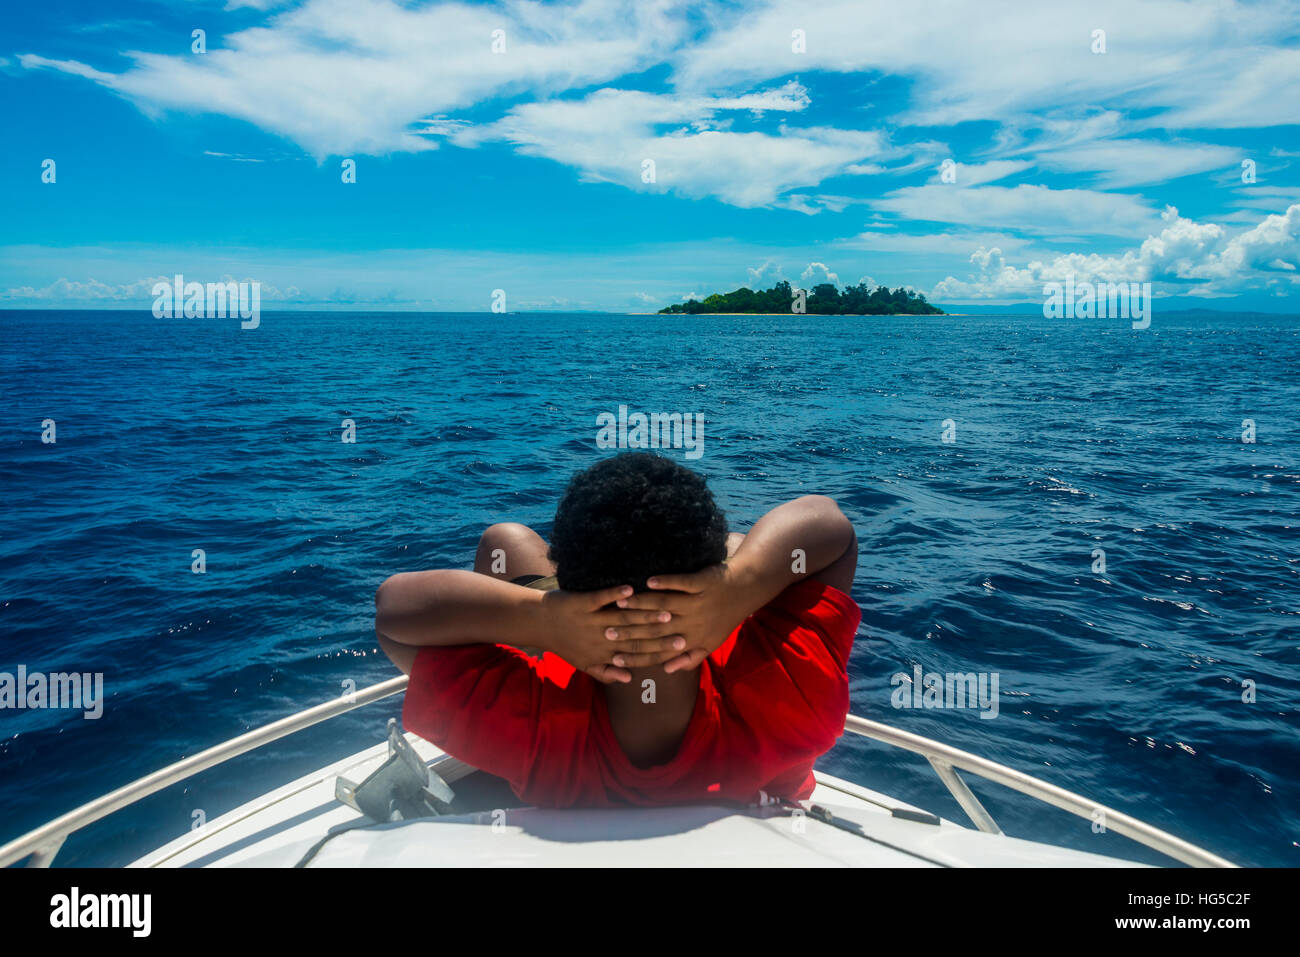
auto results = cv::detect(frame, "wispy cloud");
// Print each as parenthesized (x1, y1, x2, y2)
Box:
(1033, 140, 1242, 189)
(1, 275, 301, 302)
(449, 83, 886, 207)
(21, 0, 691, 156)
(873, 184, 1162, 237)
(671, 0, 1300, 130)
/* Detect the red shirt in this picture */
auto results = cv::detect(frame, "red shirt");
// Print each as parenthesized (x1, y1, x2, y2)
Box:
(402, 578, 861, 807)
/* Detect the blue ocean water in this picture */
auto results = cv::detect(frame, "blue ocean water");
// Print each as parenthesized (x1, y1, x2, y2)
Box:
(0, 308, 1296, 866)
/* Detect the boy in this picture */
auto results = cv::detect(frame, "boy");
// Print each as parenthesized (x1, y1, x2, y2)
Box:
(375, 452, 860, 807)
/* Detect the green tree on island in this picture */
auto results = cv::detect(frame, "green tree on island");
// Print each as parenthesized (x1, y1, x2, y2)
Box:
(658, 280, 944, 315)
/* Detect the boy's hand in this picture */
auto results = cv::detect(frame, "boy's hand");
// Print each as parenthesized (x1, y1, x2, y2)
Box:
(539, 584, 688, 684)
(616, 563, 754, 674)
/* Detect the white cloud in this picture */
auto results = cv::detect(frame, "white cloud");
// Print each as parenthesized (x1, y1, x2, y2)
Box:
(1228, 186, 1300, 212)
(1149, 48, 1300, 130)
(21, 0, 692, 157)
(774, 193, 868, 214)
(746, 260, 785, 286)
(456, 86, 887, 207)
(801, 262, 840, 286)
(874, 183, 1161, 237)
(671, 0, 1300, 130)
(842, 229, 1035, 256)
(0, 276, 167, 301)
(925, 160, 1031, 186)
(930, 204, 1300, 300)
(203, 151, 266, 163)
(1034, 140, 1241, 189)
(1, 274, 301, 302)
(12, 0, 1299, 245)
(19, 55, 114, 83)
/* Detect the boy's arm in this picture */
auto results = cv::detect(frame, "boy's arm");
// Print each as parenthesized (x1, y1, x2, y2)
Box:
(721, 495, 857, 612)
(375, 572, 540, 676)
(376, 570, 548, 648)
(615, 495, 857, 671)
(373, 570, 687, 681)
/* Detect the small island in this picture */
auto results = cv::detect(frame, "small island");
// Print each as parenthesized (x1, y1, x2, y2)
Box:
(658, 280, 944, 315)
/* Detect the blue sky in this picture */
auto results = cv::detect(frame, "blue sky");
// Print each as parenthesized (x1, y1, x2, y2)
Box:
(2, 0, 1299, 311)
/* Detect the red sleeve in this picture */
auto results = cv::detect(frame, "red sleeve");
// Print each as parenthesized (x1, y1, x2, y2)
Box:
(401, 643, 548, 790)
(719, 578, 861, 757)
(400, 647, 595, 795)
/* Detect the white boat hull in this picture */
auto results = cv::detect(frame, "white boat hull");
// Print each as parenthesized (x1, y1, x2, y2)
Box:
(130, 731, 1146, 868)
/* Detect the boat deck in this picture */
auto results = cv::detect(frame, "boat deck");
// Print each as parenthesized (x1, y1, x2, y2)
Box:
(130, 731, 1144, 868)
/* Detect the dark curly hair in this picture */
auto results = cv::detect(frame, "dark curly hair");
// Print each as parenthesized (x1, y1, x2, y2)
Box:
(549, 452, 728, 592)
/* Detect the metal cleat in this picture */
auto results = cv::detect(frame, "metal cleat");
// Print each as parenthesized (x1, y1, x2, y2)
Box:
(335, 719, 455, 823)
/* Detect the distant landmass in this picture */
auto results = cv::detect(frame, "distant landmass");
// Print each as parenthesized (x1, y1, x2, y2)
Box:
(658, 280, 945, 315)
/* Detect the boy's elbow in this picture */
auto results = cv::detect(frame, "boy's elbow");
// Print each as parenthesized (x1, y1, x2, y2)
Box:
(796, 494, 846, 517)
(374, 574, 399, 623)
(374, 571, 420, 635)
(798, 495, 853, 539)
(375, 569, 456, 639)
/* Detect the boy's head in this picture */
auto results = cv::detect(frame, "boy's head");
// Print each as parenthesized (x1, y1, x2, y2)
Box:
(549, 452, 728, 592)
